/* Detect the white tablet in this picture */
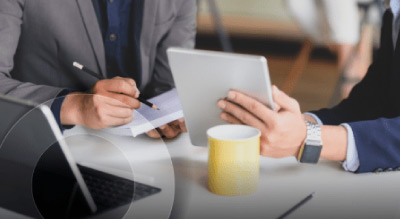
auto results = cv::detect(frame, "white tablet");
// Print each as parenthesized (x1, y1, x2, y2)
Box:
(167, 48, 274, 146)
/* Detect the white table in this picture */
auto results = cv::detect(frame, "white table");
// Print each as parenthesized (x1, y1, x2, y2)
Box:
(2, 126, 400, 218)
(165, 132, 400, 219)
(64, 126, 176, 219)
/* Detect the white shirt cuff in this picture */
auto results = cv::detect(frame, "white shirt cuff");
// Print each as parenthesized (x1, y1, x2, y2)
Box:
(341, 123, 360, 172)
(304, 113, 360, 172)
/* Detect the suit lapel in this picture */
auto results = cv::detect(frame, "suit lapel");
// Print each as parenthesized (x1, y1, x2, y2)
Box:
(390, 12, 400, 112)
(76, 0, 106, 76)
(140, 0, 159, 86)
(394, 26, 400, 58)
(393, 33, 400, 113)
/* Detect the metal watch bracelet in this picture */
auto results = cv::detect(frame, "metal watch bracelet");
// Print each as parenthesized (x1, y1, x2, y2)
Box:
(297, 121, 323, 163)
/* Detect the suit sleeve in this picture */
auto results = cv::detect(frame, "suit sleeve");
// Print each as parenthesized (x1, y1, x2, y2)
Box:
(0, 0, 66, 105)
(311, 56, 389, 125)
(311, 10, 393, 125)
(348, 117, 400, 173)
(311, 10, 398, 173)
(143, 0, 197, 97)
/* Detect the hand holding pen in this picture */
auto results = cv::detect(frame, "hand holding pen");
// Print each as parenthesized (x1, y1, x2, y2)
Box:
(73, 62, 159, 110)
(67, 62, 185, 138)
(60, 62, 146, 129)
(60, 75, 141, 129)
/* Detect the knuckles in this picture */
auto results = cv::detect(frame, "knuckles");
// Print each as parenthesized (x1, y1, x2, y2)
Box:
(289, 98, 300, 110)
(239, 113, 250, 124)
(249, 101, 259, 112)
(92, 94, 106, 104)
(92, 80, 105, 93)
(118, 95, 130, 106)
(124, 116, 134, 124)
(121, 108, 133, 117)
(127, 78, 136, 87)
(114, 80, 125, 90)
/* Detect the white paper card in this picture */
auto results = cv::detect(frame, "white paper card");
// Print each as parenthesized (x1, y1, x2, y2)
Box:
(103, 89, 183, 137)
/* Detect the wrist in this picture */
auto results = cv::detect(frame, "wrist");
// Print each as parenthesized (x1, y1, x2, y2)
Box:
(303, 114, 317, 123)
(60, 92, 84, 126)
(297, 121, 323, 163)
(294, 120, 307, 157)
(319, 125, 347, 161)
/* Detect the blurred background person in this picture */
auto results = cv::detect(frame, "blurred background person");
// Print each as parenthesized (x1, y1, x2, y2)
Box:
(286, 0, 375, 99)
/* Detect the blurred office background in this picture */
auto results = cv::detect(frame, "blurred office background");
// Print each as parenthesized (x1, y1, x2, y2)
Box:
(195, 0, 386, 112)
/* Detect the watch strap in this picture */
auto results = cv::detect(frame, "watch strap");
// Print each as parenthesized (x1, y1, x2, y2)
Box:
(298, 121, 323, 164)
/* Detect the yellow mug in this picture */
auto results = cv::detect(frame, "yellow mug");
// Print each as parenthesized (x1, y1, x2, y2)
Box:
(207, 124, 261, 196)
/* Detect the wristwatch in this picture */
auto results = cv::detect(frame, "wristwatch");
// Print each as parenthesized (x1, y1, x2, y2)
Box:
(297, 121, 323, 164)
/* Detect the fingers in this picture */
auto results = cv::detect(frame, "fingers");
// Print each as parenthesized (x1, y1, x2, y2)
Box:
(114, 76, 135, 87)
(104, 93, 141, 109)
(106, 115, 134, 127)
(272, 85, 300, 112)
(217, 99, 266, 131)
(92, 78, 141, 109)
(225, 90, 275, 124)
(146, 129, 161, 138)
(106, 105, 133, 119)
(220, 112, 243, 125)
(177, 118, 187, 133)
(97, 104, 133, 125)
(169, 120, 181, 129)
(146, 120, 186, 139)
(169, 118, 187, 133)
(159, 124, 181, 139)
(92, 112, 133, 128)
(93, 77, 139, 98)
(273, 102, 281, 112)
(113, 77, 140, 98)
(86, 94, 135, 128)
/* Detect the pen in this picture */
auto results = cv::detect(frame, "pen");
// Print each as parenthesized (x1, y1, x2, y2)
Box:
(73, 62, 159, 110)
(276, 192, 314, 219)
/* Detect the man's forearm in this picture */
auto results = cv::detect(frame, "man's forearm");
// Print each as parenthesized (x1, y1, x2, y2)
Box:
(60, 92, 84, 126)
(320, 125, 347, 162)
(303, 114, 347, 162)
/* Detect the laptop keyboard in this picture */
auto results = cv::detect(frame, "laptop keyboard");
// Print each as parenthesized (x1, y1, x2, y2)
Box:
(78, 165, 161, 211)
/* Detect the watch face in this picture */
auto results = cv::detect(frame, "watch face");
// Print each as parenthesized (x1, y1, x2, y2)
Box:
(299, 145, 322, 164)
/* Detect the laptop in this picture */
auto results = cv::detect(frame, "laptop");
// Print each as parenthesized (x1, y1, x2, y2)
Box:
(0, 95, 161, 218)
(167, 48, 274, 146)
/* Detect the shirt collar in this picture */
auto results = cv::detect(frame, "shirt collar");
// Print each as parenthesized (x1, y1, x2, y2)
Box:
(391, 0, 400, 48)
(391, 0, 400, 18)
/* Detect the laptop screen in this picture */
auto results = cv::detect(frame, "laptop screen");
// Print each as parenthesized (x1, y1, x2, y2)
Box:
(0, 95, 96, 218)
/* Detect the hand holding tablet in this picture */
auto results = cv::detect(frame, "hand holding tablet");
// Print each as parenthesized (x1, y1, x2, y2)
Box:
(167, 48, 274, 146)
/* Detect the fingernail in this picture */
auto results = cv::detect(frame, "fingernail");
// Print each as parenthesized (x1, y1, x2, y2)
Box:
(217, 100, 226, 109)
(135, 89, 140, 98)
(228, 91, 236, 100)
(178, 118, 184, 123)
(273, 85, 279, 93)
(159, 125, 166, 130)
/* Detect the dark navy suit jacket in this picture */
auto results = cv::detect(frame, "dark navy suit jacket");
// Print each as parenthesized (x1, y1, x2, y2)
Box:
(313, 10, 400, 173)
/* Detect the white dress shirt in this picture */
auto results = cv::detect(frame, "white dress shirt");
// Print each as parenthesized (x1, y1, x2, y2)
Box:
(306, 0, 400, 172)
(392, 0, 400, 48)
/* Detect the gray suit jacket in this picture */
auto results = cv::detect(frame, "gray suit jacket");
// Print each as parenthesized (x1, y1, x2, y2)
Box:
(0, 0, 196, 104)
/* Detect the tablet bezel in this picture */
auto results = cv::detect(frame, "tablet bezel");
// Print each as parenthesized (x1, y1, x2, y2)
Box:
(167, 48, 274, 147)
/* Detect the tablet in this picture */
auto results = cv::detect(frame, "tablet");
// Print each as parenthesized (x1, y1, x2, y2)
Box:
(167, 48, 274, 146)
